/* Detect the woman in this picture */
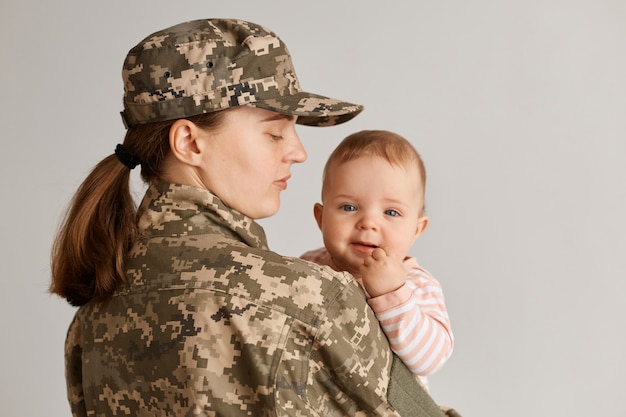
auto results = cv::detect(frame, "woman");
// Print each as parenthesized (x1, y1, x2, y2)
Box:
(50, 18, 445, 416)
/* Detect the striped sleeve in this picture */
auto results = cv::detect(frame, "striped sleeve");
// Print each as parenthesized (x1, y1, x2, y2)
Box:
(366, 261, 454, 380)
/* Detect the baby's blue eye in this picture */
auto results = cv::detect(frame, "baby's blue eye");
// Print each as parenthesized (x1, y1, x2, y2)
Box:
(385, 209, 400, 217)
(341, 204, 357, 212)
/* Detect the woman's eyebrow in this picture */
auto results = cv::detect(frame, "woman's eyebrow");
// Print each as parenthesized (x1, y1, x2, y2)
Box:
(261, 113, 297, 123)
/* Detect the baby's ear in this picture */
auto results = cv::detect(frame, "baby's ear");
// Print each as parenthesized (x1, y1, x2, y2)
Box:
(414, 215, 429, 241)
(313, 203, 324, 230)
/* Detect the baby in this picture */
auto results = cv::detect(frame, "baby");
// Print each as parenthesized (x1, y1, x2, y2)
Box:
(301, 130, 454, 389)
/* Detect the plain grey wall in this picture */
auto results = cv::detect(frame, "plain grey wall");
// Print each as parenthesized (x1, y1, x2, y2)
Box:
(1, 1, 624, 416)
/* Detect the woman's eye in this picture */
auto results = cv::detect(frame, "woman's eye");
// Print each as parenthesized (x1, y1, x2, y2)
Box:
(340, 204, 357, 212)
(269, 133, 283, 140)
(384, 209, 400, 217)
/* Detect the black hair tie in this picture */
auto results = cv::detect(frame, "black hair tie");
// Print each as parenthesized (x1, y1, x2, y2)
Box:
(114, 144, 141, 169)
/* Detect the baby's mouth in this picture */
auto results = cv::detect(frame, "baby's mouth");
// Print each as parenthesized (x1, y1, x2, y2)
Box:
(354, 241, 379, 249)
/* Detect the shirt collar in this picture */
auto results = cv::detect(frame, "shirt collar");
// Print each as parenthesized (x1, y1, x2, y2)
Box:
(137, 182, 269, 250)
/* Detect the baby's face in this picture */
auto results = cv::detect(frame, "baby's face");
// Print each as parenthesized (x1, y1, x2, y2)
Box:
(315, 156, 428, 277)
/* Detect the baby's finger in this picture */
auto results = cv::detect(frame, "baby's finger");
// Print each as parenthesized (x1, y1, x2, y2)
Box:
(371, 247, 388, 260)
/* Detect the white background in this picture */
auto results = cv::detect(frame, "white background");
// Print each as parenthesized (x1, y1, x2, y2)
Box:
(1, 1, 625, 416)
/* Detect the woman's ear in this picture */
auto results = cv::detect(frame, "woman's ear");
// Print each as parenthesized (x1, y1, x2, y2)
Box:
(169, 119, 203, 166)
(313, 203, 324, 230)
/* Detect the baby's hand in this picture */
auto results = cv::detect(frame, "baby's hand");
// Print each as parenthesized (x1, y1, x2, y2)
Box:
(359, 248, 407, 297)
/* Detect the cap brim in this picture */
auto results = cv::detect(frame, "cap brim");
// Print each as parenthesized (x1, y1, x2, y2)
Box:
(251, 92, 364, 127)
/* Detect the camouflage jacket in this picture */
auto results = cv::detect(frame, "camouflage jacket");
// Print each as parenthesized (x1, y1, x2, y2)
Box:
(64, 183, 439, 417)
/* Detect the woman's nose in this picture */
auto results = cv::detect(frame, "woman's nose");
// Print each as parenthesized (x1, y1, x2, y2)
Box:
(286, 132, 307, 163)
(292, 136, 307, 163)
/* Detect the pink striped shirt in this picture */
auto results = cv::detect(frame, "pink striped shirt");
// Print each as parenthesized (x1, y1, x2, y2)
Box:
(300, 247, 454, 389)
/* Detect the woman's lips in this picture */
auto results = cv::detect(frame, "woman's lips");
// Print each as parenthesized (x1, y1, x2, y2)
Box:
(274, 175, 291, 190)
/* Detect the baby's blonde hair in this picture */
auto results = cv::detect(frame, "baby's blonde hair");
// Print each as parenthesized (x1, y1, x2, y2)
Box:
(322, 130, 427, 211)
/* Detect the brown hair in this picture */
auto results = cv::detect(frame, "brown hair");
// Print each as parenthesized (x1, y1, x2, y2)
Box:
(321, 129, 427, 209)
(50, 112, 225, 306)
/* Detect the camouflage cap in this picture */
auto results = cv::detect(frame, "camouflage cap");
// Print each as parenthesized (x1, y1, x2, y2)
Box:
(120, 18, 364, 128)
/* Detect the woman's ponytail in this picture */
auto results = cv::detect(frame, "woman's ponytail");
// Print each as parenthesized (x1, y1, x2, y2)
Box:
(50, 155, 138, 306)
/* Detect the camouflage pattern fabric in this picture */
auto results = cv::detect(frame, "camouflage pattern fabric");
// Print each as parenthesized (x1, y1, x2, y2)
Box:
(120, 19, 363, 128)
(387, 356, 462, 417)
(441, 408, 463, 417)
(65, 183, 445, 416)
